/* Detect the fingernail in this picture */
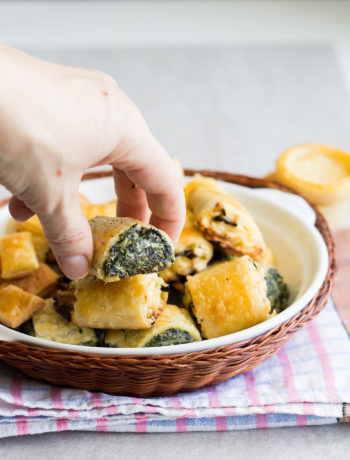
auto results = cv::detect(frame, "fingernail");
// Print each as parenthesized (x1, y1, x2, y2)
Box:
(58, 255, 89, 280)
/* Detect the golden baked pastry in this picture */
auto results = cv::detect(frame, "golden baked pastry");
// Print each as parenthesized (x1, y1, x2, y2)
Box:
(79, 193, 90, 205)
(81, 201, 116, 220)
(9, 194, 90, 237)
(12, 215, 44, 237)
(1, 232, 39, 279)
(31, 298, 97, 346)
(183, 256, 273, 339)
(73, 273, 168, 329)
(0, 263, 58, 297)
(31, 234, 50, 262)
(0, 285, 45, 328)
(187, 186, 267, 259)
(105, 304, 201, 348)
(184, 174, 223, 202)
(160, 211, 213, 283)
(89, 216, 175, 282)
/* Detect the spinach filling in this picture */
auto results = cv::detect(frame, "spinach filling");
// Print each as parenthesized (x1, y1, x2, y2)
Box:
(53, 290, 76, 321)
(264, 267, 289, 313)
(208, 245, 236, 265)
(103, 225, 174, 278)
(16, 318, 35, 337)
(213, 209, 238, 227)
(176, 250, 196, 259)
(167, 285, 185, 307)
(146, 328, 196, 347)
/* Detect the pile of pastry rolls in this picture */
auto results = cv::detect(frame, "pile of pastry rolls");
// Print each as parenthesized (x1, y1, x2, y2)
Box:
(0, 176, 289, 348)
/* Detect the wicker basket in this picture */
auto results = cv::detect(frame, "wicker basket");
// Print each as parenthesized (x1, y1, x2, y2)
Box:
(0, 170, 335, 397)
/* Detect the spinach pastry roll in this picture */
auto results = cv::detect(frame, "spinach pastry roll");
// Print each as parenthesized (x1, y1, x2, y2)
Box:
(160, 212, 213, 284)
(105, 304, 201, 347)
(183, 256, 273, 339)
(187, 187, 267, 260)
(29, 298, 97, 346)
(73, 273, 168, 329)
(184, 174, 223, 202)
(89, 216, 175, 282)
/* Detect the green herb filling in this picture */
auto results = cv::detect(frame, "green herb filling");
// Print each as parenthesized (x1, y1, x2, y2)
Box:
(264, 267, 289, 313)
(103, 225, 174, 278)
(145, 328, 196, 347)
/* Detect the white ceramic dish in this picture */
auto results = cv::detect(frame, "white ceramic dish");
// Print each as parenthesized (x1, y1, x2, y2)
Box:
(0, 176, 329, 355)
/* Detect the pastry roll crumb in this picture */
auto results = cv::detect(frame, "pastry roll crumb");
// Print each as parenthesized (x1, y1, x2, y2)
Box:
(0, 285, 45, 328)
(1, 232, 39, 279)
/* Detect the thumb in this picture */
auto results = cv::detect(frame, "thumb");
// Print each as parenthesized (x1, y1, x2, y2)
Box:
(38, 193, 93, 280)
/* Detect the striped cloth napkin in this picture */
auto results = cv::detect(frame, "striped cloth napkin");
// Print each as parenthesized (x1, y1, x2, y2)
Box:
(0, 297, 349, 438)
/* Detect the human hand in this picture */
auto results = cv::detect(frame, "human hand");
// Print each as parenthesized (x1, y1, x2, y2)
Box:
(0, 45, 186, 279)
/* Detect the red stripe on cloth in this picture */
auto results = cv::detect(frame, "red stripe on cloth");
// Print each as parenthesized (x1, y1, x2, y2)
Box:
(215, 416, 228, 431)
(144, 405, 157, 414)
(243, 372, 260, 406)
(277, 348, 300, 403)
(223, 407, 236, 415)
(263, 404, 276, 414)
(170, 396, 182, 408)
(244, 373, 269, 428)
(27, 408, 39, 417)
(256, 414, 268, 428)
(185, 408, 197, 417)
(307, 322, 337, 402)
(208, 386, 221, 408)
(50, 388, 64, 409)
(55, 418, 68, 432)
(10, 374, 23, 406)
(90, 392, 104, 408)
(51, 389, 69, 431)
(16, 416, 28, 435)
(135, 413, 147, 432)
(106, 406, 118, 415)
(68, 409, 79, 418)
(296, 415, 308, 426)
(175, 417, 188, 432)
(303, 402, 315, 415)
(96, 417, 108, 432)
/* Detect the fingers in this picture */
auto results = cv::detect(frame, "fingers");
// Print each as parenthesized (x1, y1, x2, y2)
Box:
(37, 191, 93, 280)
(113, 168, 151, 223)
(8, 196, 34, 222)
(110, 134, 186, 244)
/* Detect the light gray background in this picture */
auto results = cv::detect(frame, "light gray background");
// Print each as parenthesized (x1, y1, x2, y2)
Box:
(1, 425, 350, 460)
(27, 45, 350, 176)
(2, 45, 350, 456)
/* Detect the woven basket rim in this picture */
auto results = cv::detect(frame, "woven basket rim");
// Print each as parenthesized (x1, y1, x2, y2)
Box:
(0, 169, 335, 364)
